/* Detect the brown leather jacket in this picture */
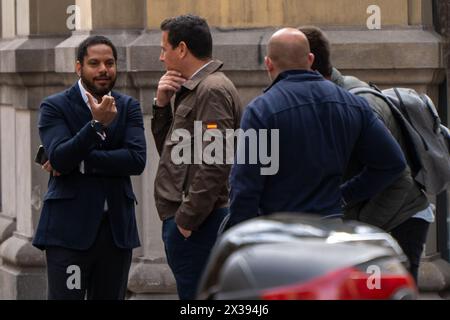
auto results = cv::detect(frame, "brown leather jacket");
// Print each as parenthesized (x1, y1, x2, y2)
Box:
(152, 60, 243, 230)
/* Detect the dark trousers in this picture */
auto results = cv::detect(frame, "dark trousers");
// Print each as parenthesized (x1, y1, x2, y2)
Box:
(45, 217, 132, 300)
(162, 207, 229, 300)
(390, 217, 430, 283)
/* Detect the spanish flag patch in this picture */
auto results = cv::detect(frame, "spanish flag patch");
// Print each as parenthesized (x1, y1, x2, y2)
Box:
(206, 123, 218, 129)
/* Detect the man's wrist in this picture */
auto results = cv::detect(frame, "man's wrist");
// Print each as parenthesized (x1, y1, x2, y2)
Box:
(153, 97, 167, 108)
(90, 119, 105, 130)
(90, 120, 106, 141)
(152, 98, 172, 119)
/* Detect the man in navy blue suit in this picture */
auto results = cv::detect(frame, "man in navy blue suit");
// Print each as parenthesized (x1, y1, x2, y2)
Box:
(32, 36, 146, 300)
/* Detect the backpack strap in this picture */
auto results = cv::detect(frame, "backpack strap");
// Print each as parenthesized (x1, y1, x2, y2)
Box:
(349, 86, 415, 129)
(349, 86, 394, 110)
(349, 86, 413, 137)
(420, 94, 441, 133)
(393, 88, 412, 124)
(349, 86, 424, 174)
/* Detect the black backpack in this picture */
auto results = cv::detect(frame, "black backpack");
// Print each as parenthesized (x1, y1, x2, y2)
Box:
(350, 86, 450, 195)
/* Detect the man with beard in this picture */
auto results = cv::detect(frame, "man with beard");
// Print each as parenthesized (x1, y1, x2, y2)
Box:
(33, 35, 146, 300)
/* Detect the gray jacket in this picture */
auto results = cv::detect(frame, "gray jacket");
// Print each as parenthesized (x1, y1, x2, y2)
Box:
(332, 68, 429, 231)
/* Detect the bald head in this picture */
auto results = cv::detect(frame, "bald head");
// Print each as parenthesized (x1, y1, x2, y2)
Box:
(267, 28, 313, 71)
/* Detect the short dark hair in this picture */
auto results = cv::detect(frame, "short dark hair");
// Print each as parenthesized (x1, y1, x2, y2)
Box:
(160, 14, 212, 60)
(298, 26, 333, 77)
(77, 35, 118, 64)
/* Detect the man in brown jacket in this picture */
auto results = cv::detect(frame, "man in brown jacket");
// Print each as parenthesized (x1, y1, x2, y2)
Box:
(152, 14, 243, 299)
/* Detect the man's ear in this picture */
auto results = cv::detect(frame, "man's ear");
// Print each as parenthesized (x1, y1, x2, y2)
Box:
(265, 56, 274, 72)
(75, 61, 82, 77)
(178, 41, 188, 59)
(307, 53, 315, 69)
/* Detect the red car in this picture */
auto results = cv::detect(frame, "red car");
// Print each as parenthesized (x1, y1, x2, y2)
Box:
(197, 214, 417, 300)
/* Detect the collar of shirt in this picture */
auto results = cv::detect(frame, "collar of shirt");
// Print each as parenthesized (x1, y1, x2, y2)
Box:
(190, 60, 214, 80)
(78, 79, 111, 111)
(263, 69, 323, 93)
(180, 60, 223, 92)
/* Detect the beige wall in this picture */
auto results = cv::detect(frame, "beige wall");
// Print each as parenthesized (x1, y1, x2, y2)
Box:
(2, 0, 145, 36)
(76, 0, 146, 30)
(409, 0, 433, 26)
(1, 0, 15, 38)
(31, 0, 75, 35)
(4, 0, 74, 37)
(2, 0, 432, 34)
(147, 0, 431, 29)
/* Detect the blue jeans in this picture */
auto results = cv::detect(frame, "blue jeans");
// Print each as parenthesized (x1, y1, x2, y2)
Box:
(162, 207, 229, 300)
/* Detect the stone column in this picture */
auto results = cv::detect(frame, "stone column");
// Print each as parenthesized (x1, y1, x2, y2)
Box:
(124, 21, 178, 300)
(0, 0, 14, 245)
(0, 0, 73, 299)
(55, 0, 146, 74)
(0, 100, 16, 246)
(127, 111, 177, 299)
(1, 0, 14, 39)
(0, 111, 1, 229)
(0, 0, 16, 250)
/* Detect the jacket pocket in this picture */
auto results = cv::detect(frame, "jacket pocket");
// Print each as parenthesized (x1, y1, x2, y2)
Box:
(175, 104, 194, 118)
(173, 104, 195, 132)
(44, 176, 78, 201)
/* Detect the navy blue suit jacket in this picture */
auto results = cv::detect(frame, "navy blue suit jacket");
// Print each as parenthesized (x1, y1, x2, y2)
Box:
(33, 83, 146, 250)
